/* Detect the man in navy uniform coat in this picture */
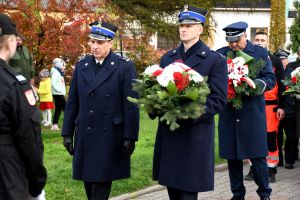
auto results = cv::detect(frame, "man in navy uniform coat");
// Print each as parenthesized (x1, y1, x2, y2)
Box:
(217, 22, 276, 200)
(61, 20, 139, 200)
(151, 5, 228, 200)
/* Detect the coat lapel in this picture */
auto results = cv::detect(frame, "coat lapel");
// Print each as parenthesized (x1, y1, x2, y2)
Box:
(80, 57, 95, 87)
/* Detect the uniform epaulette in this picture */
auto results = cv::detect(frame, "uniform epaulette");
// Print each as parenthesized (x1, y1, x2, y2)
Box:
(212, 50, 226, 60)
(4, 66, 28, 85)
(119, 56, 131, 62)
(216, 46, 228, 52)
(77, 54, 89, 63)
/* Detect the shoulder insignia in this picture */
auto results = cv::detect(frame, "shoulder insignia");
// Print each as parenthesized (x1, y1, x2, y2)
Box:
(24, 89, 36, 106)
(15, 75, 28, 85)
(16, 75, 26, 82)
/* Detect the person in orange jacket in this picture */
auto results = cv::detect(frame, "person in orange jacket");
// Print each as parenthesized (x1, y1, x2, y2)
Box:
(244, 31, 285, 183)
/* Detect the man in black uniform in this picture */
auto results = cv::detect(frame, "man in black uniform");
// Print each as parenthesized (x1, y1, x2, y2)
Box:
(0, 14, 47, 200)
(244, 31, 286, 183)
(274, 48, 300, 169)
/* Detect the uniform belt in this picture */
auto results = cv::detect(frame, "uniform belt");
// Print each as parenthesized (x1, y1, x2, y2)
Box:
(265, 100, 278, 105)
(0, 135, 14, 145)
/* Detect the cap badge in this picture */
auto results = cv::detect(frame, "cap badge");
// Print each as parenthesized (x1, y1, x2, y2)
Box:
(183, 4, 188, 12)
(111, 62, 114, 65)
(85, 63, 88, 66)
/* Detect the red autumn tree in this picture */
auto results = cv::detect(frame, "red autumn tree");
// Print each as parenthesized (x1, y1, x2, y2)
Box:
(0, 0, 107, 73)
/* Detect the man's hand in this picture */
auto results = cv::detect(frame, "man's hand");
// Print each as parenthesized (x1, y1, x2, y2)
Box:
(253, 79, 265, 94)
(122, 140, 135, 159)
(63, 136, 74, 155)
(276, 108, 285, 121)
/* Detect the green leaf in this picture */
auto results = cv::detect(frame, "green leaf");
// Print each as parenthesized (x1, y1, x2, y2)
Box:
(166, 81, 177, 95)
(157, 91, 169, 100)
(185, 88, 200, 100)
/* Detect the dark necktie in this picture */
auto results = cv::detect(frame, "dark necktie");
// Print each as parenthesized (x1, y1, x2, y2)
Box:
(94, 62, 102, 75)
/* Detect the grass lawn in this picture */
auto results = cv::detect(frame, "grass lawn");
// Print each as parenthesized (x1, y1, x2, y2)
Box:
(43, 112, 225, 199)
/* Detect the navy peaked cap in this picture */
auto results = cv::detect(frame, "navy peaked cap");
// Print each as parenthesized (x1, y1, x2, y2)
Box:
(89, 21, 118, 41)
(0, 14, 17, 35)
(273, 48, 290, 59)
(222, 21, 248, 42)
(178, 5, 208, 24)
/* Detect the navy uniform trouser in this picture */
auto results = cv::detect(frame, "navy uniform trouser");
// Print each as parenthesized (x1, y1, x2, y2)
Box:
(84, 181, 112, 200)
(228, 157, 272, 198)
(166, 187, 198, 200)
(0, 144, 31, 200)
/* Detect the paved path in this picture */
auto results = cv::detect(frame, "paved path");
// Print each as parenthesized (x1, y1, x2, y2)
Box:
(111, 161, 300, 200)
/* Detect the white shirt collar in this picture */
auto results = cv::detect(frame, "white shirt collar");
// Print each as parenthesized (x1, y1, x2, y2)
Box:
(95, 59, 104, 65)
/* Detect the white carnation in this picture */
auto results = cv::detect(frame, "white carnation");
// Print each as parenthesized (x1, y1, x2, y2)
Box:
(143, 64, 162, 76)
(188, 70, 204, 83)
(232, 57, 246, 68)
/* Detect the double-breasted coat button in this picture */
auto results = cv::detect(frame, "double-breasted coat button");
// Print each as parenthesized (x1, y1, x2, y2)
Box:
(236, 119, 240, 122)
(87, 126, 91, 130)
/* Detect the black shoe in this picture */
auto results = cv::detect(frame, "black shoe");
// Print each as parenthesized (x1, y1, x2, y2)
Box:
(231, 196, 245, 200)
(244, 167, 254, 181)
(278, 161, 283, 167)
(268, 167, 276, 183)
(285, 163, 294, 169)
(260, 197, 270, 200)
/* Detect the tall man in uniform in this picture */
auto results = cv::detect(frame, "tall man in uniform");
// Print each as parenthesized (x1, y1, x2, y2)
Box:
(62, 20, 139, 200)
(217, 22, 276, 200)
(151, 5, 228, 200)
(244, 31, 285, 182)
(0, 13, 47, 200)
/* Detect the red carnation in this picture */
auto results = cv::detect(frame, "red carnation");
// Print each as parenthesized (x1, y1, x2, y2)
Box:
(292, 76, 297, 84)
(227, 58, 233, 64)
(153, 69, 163, 77)
(228, 81, 236, 100)
(173, 72, 190, 91)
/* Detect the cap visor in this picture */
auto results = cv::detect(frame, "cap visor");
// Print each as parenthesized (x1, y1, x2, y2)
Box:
(226, 36, 239, 42)
(89, 33, 111, 41)
(178, 19, 202, 25)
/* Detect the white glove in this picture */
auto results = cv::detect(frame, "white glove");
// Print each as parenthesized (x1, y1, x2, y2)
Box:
(29, 190, 46, 200)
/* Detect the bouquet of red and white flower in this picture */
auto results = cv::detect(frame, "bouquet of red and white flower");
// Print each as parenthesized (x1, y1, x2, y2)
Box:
(283, 67, 300, 96)
(227, 50, 265, 109)
(128, 62, 210, 131)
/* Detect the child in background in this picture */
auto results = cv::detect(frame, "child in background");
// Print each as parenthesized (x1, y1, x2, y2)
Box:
(38, 69, 54, 127)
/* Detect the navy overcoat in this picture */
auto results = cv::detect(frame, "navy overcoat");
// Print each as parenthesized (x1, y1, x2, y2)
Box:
(217, 41, 276, 160)
(153, 41, 228, 192)
(62, 52, 139, 182)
